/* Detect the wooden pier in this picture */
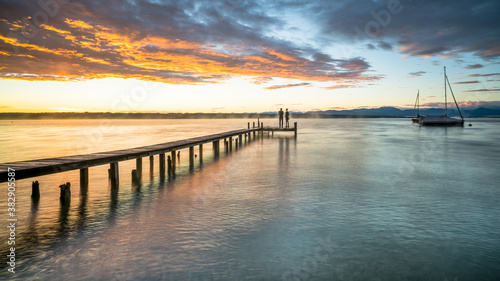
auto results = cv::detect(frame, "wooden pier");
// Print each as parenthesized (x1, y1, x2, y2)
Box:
(0, 123, 297, 191)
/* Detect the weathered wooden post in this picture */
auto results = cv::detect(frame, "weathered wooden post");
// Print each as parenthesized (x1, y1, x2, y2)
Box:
(189, 146, 194, 168)
(239, 134, 243, 145)
(171, 151, 176, 170)
(131, 169, 139, 184)
(253, 122, 255, 128)
(136, 158, 142, 178)
(80, 167, 88, 194)
(229, 137, 233, 150)
(110, 162, 119, 187)
(261, 122, 263, 129)
(159, 153, 166, 175)
(31, 181, 40, 200)
(199, 144, 203, 162)
(167, 155, 172, 175)
(149, 155, 154, 173)
(294, 122, 297, 138)
(59, 182, 71, 203)
(248, 122, 250, 129)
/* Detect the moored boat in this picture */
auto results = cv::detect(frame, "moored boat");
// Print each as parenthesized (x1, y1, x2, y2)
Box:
(420, 67, 464, 127)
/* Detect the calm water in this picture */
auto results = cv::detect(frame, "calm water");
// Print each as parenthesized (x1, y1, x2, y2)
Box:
(1, 118, 499, 281)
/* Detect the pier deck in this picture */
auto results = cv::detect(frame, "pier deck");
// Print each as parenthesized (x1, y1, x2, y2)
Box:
(0, 122, 297, 183)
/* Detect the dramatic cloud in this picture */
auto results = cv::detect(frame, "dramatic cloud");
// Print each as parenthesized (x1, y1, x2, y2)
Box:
(408, 71, 426, 77)
(453, 80, 480, 84)
(0, 0, 380, 85)
(321, 84, 363, 90)
(463, 89, 500, 92)
(310, 0, 500, 60)
(264, 82, 311, 90)
(377, 41, 393, 51)
(422, 101, 500, 108)
(469, 73, 500, 77)
(464, 64, 484, 69)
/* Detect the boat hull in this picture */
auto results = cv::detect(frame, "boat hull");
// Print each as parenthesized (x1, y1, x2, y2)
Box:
(419, 115, 464, 126)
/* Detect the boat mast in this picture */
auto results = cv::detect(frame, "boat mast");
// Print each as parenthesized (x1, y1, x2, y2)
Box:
(417, 90, 419, 116)
(412, 90, 419, 118)
(444, 66, 447, 116)
(446, 75, 464, 121)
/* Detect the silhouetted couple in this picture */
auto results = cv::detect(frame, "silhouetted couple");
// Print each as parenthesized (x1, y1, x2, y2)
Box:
(278, 108, 289, 128)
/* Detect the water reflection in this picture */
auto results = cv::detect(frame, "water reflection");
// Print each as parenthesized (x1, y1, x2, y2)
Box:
(76, 188, 88, 230)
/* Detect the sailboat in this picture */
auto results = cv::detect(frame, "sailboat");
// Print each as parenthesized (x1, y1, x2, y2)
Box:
(411, 90, 422, 123)
(419, 67, 464, 126)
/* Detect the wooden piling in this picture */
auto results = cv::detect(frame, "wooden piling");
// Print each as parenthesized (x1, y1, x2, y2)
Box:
(80, 167, 89, 188)
(199, 144, 203, 162)
(136, 158, 142, 178)
(229, 137, 233, 150)
(171, 151, 176, 170)
(189, 146, 194, 167)
(167, 155, 172, 174)
(149, 155, 154, 173)
(31, 181, 40, 200)
(131, 169, 139, 184)
(59, 182, 71, 202)
(110, 162, 119, 187)
(294, 122, 298, 138)
(239, 134, 243, 145)
(159, 153, 166, 175)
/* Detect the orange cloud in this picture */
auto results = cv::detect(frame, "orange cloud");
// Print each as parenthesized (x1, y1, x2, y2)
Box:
(0, 18, 380, 85)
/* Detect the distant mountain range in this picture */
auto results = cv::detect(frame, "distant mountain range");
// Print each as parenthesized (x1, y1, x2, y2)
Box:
(1, 107, 499, 119)
(301, 106, 500, 118)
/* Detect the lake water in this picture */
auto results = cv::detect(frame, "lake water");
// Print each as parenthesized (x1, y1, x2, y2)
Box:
(1, 118, 499, 281)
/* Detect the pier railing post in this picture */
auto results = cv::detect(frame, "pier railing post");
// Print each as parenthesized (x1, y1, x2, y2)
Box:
(248, 122, 250, 129)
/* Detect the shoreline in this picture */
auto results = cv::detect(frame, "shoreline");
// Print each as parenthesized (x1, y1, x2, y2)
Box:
(2, 112, 493, 120)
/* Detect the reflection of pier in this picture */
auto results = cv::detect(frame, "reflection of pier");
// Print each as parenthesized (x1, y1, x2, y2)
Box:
(0, 122, 297, 197)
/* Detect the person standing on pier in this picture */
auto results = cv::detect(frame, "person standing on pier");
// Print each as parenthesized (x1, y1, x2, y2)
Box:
(285, 108, 290, 128)
(278, 108, 284, 128)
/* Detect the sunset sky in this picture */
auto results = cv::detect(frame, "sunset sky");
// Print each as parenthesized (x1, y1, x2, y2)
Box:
(1, 0, 499, 113)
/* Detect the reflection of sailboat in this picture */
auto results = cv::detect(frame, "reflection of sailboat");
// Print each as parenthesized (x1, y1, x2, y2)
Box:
(411, 90, 422, 123)
(420, 67, 464, 126)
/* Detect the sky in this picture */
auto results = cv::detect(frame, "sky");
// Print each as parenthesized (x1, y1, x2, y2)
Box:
(0, 0, 499, 113)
